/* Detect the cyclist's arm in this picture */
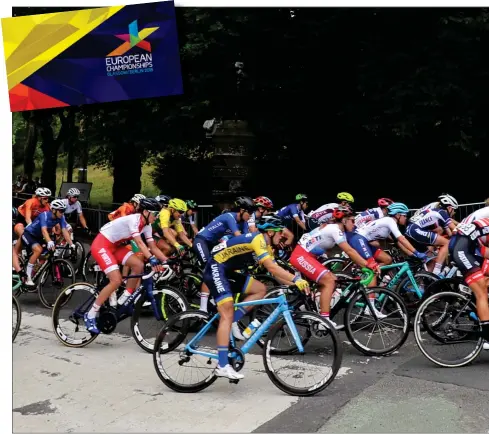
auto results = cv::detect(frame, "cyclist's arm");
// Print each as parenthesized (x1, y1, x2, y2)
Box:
(146, 239, 169, 262)
(162, 227, 180, 248)
(282, 228, 294, 246)
(338, 242, 369, 267)
(262, 257, 297, 285)
(191, 223, 199, 236)
(24, 202, 33, 225)
(78, 212, 88, 229)
(396, 235, 418, 255)
(176, 228, 193, 248)
(293, 215, 306, 230)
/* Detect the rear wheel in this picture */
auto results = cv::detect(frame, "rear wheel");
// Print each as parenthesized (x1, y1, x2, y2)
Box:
(12, 295, 21, 342)
(38, 258, 76, 308)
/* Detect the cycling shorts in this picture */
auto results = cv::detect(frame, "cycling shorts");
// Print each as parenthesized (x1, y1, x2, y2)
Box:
(91, 233, 134, 275)
(449, 235, 488, 285)
(15, 213, 27, 227)
(203, 260, 255, 306)
(290, 244, 329, 283)
(405, 224, 438, 247)
(346, 232, 381, 260)
(21, 231, 42, 250)
(192, 235, 213, 267)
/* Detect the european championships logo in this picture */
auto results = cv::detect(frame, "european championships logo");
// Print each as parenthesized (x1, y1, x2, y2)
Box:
(105, 20, 159, 76)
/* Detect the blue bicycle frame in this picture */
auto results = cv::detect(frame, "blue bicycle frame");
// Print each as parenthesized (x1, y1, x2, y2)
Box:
(184, 290, 305, 360)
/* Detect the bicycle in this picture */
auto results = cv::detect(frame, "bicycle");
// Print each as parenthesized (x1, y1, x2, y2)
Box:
(52, 266, 189, 352)
(153, 286, 343, 396)
(255, 268, 411, 356)
(12, 274, 22, 342)
(15, 245, 76, 308)
(414, 289, 486, 367)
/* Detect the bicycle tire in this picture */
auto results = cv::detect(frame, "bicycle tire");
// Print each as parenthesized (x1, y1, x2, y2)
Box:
(153, 310, 218, 393)
(344, 287, 410, 356)
(38, 258, 76, 308)
(421, 277, 463, 302)
(131, 284, 189, 353)
(52, 281, 99, 348)
(414, 291, 484, 367)
(263, 311, 343, 396)
(321, 258, 349, 272)
(12, 295, 21, 342)
(395, 271, 440, 314)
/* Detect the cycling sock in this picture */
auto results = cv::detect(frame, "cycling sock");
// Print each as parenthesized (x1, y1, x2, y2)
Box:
(320, 312, 329, 317)
(26, 263, 34, 279)
(217, 345, 228, 367)
(200, 292, 209, 312)
(87, 303, 101, 319)
(433, 262, 443, 275)
(233, 307, 247, 323)
(481, 321, 489, 340)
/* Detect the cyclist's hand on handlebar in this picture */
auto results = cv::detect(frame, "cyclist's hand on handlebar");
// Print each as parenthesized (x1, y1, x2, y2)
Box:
(413, 251, 428, 261)
(293, 276, 310, 295)
(149, 255, 160, 270)
(47, 240, 55, 251)
(366, 257, 380, 273)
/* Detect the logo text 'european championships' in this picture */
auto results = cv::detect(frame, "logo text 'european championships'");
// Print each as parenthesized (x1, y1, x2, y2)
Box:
(105, 20, 159, 77)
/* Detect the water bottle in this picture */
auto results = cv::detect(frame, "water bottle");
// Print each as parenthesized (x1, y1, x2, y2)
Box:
(242, 319, 261, 339)
(109, 292, 118, 307)
(117, 289, 132, 305)
(330, 289, 341, 309)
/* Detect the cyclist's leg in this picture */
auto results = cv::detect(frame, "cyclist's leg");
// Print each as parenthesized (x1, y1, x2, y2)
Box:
(192, 236, 211, 311)
(230, 272, 267, 326)
(121, 250, 144, 298)
(432, 234, 450, 275)
(156, 238, 173, 257)
(204, 261, 244, 378)
(12, 236, 23, 273)
(21, 232, 42, 284)
(14, 213, 26, 238)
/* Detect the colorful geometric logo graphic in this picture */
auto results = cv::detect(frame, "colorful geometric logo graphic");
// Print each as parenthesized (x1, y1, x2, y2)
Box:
(1, 1, 183, 112)
(108, 20, 159, 57)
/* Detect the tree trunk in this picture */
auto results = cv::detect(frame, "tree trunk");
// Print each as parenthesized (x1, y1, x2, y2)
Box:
(22, 112, 38, 180)
(39, 115, 58, 194)
(66, 141, 75, 182)
(112, 140, 142, 204)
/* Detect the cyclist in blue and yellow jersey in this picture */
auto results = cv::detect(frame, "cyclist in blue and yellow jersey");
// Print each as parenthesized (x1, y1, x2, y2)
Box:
(203, 214, 310, 380)
(274, 193, 309, 246)
(193, 196, 255, 312)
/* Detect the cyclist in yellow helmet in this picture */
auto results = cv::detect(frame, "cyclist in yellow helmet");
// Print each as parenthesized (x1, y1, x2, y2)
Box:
(337, 192, 354, 206)
(153, 198, 193, 256)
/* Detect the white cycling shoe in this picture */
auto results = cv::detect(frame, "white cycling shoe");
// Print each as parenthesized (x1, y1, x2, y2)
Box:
(483, 341, 489, 351)
(364, 305, 387, 319)
(25, 278, 36, 287)
(215, 364, 244, 380)
(231, 322, 245, 341)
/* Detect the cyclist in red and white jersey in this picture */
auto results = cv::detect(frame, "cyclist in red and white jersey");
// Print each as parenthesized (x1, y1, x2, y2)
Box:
(460, 200, 489, 225)
(354, 198, 394, 229)
(449, 218, 489, 350)
(307, 203, 339, 224)
(248, 196, 274, 233)
(84, 198, 168, 334)
(290, 206, 379, 328)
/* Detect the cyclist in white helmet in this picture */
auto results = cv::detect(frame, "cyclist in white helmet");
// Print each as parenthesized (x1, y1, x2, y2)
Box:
(405, 193, 459, 276)
(14, 187, 52, 238)
(60, 187, 90, 234)
(108, 194, 146, 221)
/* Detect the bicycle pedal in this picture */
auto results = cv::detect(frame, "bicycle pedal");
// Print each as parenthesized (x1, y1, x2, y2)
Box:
(229, 379, 239, 384)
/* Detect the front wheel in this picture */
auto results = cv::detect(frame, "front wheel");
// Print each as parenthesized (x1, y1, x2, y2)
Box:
(38, 258, 76, 308)
(131, 285, 190, 353)
(344, 287, 410, 356)
(13, 295, 21, 342)
(263, 311, 343, 396)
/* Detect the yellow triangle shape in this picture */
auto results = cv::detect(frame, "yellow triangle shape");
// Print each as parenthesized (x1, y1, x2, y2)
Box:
(1, 5, 124, 90)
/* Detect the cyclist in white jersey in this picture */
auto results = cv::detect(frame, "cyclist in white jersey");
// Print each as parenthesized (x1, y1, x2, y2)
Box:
(290, 206, 380, 327)
(61, 188, 90, 233)
(354, 198, 394, 229)
(347, 203, 428, 286)
(405, 194, 458, 275)
(84, 198, 168, 334)
(460, 202, 489, 225)
(308, 203, 339, 224)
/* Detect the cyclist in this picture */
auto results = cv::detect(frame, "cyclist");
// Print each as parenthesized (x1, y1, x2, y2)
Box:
(14, 187, 52, 237)
(290, 206, 379, 327)
(248, 196, 274, 233)
(152, 198, 193, 257)
(155, 194, 171, 209)
(275, 193, 309, 245)
(460, 201, 489, 224)
(307, 202, 339, 225)
(84, 198, 168, 334)
(14, 200, 75, 286)
(193, 196, 255, 312)
(449, 218, 489, 350)
(182, 200, 199, 237)
(347, 202, 427, 287)
(405, 194, 458, 276)
(57, 187, 91, 236)
(354, 198, 395, 229)
(337, 192, 355, 207)
(108, 194, 146, 221)
(203, 214, 310, 380)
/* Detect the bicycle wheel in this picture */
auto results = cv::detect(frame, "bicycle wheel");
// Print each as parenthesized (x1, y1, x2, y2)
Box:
(81, 251, 105, 286)
(13, 295, 21, 342)
(344, 287, 410, 356)
(38, 258, 76, 308)
(52, 282, 99, 347)
(395, 271, 440, 314)
(421, 277, 464, 302)
(321, 257, 348, 272)
(153, 310, 219, 393)
(131, 284, 189, 353)
(414, 291, 483, 367)
(263, 311, 343, 396)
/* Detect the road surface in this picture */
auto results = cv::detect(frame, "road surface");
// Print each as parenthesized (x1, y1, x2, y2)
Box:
(13, 292, 489, 433)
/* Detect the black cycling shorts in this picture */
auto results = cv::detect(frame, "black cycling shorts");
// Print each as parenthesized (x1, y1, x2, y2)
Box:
(450, 235, 484, 284)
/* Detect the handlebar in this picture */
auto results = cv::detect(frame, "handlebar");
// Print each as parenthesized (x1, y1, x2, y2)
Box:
(359, 267, 375, 286)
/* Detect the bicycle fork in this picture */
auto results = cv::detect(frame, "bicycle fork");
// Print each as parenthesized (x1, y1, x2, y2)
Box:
(282, 309, 305, 353)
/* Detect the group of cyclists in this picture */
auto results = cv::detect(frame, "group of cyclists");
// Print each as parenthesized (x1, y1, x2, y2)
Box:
(12, 186, 489, 379)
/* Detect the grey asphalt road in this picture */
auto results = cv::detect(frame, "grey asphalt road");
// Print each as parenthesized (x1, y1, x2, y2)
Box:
(14, 290, 489, 433)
